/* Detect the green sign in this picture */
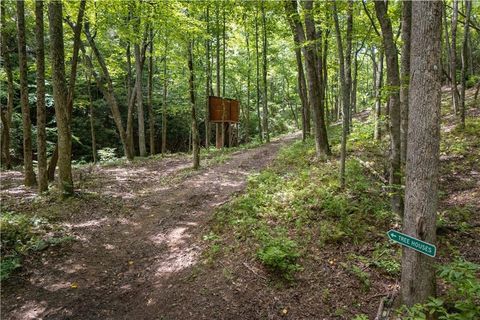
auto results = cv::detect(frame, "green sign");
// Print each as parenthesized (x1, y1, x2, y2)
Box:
(387, 230, 436, 258)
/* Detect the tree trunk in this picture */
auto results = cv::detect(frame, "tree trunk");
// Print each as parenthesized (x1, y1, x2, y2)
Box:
(205, 4, 211, 148)
(333, 0, 351, 188)
(345, 0, 353, 133)
(1, 1, 13, 169)
(459, 0, 471, 129)
(148, 27, 155, 155)
(401, 0, 442, 307)
(261, 0, 270, 143)
(162, 34, 168, 154)
(36, 0, 48, 192)
(221, 2, 227, 148)
(48, 0, 73, 195)
(450, 0, 459, 113)
(400, 0, 412, 165)
(134, 42, 146, 157)
(244, 13, 251, 142)
(126, 42, 135, 156)
(302, 0, 331, 157)
(16, 0, 36, 187)
(188, 41, 200, 169)
(375, 0, 403, 217)
(372, 47, 384, 141)
(87, 70, 97, 163)
(255, 4, 263, 142)
(47, 0, 86, 180)
(84, 23, 134, 160)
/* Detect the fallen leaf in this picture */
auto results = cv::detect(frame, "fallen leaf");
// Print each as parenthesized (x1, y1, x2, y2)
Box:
(71, 282, 78, 289)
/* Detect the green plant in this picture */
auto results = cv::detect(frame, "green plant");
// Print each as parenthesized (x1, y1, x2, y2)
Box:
(398, 259, 480, 319)
(97, 147, 118, 163)
(0, 256, 21, 281)
(257, 235, 301, 279)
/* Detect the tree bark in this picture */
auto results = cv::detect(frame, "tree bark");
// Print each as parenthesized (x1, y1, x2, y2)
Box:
(134, 41, 146, 157)
(188, 41, 200, 169)
(285, 2, 310, 141)
(345, 0, 353, 133)
(47, 0, 86, 180)
(261, 0, 270, 143)
(148, 27, 155, 155)
(162, 33, 168, 154)
(372, 47, 384, 140)
(401, 0, 442, 307)
(86, 69, 97, 163)
(16, 0, 37, 186)
(450, 0, 460, 114)
(400, 0, 411, 165)
(459, 0, 471, 129)
(205, 4, 211, 148)
(48, 0, 73, 195)
(333, 0, 351, 188)
(374, 0, 403, 217)
(126, 42, 135, 156)
(255, 4, 263, 143)
(36, 0, 48, 192)
(1, 1, 13, 169)
(302, 0, 331, 157)
(244, 13, 251, 142)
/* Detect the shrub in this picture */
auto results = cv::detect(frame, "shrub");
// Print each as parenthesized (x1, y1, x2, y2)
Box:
(98, 147, 118, 162)
(257, 235, 301, 279)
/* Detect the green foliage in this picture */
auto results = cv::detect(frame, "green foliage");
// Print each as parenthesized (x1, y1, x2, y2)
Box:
(98, 147, 119, 163)
(257, 235, 301, 279)
(0, 211, 71, 281)
(398, 260, 480, 319)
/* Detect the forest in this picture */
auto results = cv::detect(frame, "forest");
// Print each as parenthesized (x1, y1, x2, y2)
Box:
(0, 0, 479, 319)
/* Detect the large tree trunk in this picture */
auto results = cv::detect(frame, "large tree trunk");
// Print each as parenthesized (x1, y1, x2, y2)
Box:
(285, 3, 310, 141)
(344, 0, 353, 133)
(148, 27, 155, 155)
(36, 0, 48, 192)
(16, 0, 36, 187)
(450, 0, 459, 114)
(134, 42, 146, 157)
(302, 0, 331, 157)
(126, 43, 135, 156)
(374, 0, 403, 217)
(333, 0, 352, 188)
(261, 0, 270, 143)
(48, 0, 73, 195)
(188, 41, 200, 169)
(84, 23, 134, 160)
(401, 0, 442, 307)
(1, 1, 13, 169)
(400, 0, 412, 165)
(47, 0, 86, 181)
(459, 0, 472, 129)
(372, 47, 384, 141)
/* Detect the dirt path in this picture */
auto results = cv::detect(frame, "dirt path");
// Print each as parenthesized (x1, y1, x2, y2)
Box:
(1, 134, 299, 320)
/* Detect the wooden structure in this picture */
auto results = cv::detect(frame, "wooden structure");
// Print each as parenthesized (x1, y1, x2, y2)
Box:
(208, 96, 239, 148)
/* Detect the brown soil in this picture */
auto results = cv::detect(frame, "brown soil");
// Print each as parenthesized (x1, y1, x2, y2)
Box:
(1, 134, 300, 320)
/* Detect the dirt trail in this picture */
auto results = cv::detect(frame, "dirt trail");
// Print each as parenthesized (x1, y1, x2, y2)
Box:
(1, 134, 298, 320)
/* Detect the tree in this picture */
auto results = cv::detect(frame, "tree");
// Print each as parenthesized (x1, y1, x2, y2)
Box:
(188, 40, 200, 169)
(162, 29, 168, 154)
(450, 0, 460, 114)
(261, 0, 270, 143)
(401, 0, 442, 307)
(302, 0, 331, 158)
(333, 0, 353, 188)
(255, 2, 263, 143)
(285, 2, 309, 141)
(205, 3, 211, 148)
(1, 0, 14, 169)
(459, 0, 472, 129)
(148, 27, 155, 155)
(374, 0, 402, 216)
(16, 0, 36, 187)
(400, 0, 411, 165)
(48, 0, 73, 195)
(36, 0, 48, 192)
